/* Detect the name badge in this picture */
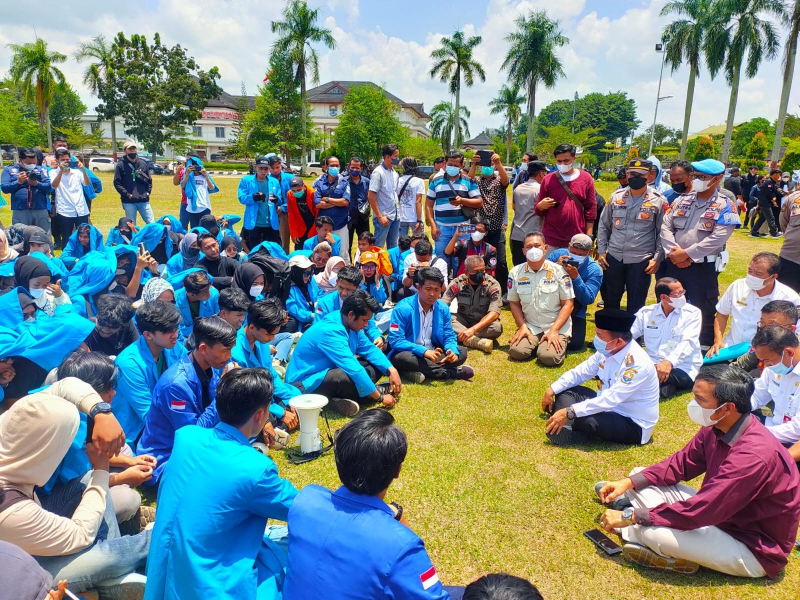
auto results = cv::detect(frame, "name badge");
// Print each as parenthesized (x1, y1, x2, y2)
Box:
(638, 212, 652, 220)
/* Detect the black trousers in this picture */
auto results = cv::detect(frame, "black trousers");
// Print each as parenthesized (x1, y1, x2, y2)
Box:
(391, 345, 469, 380)
(664, 260, 718, 347)
(602, 254, 651, 314)
(664, 367, 694, 390)
(567, 315, 586, 352)
(56, 214, 89, 248)
(554, 385, 643, 445)
(510, 239, 525, 269)
(485, 229, 508, 291)
(348, 213, 371, 260)
(743, 200, 758, 227)
(311, 359, 382, 402)
(245, 225, 282, 249)
(752, 203, 778, 235)
(779, 257, 800, 293)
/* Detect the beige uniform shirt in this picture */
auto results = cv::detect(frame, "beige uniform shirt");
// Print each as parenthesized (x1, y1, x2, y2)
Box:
(661, 191, 738, 262)
(780, 191, 800, 263)
(507, 260, 574, 336)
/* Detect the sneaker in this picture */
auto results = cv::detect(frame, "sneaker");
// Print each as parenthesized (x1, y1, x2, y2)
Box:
(593, 481, 632, 510)
(597, 301, 605, 308)
(272, 360, 286, 378)
(291, 331, 303, 344)
(331, 397, 359, 417)
(659, 383, 677, 399)
(622, 543, 700, 574)
(96, 573, 147, 600)
(375, 382, 394, 397)
(447, 364, 474, 380)
(546, 425, 589, 446)
(771, 232, 783, 238)
(118, 505, 156, 536)
(403, 371, 426, 384)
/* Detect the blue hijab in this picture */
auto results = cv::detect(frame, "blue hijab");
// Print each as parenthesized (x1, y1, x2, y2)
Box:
(131, 222, 174, 258)
(157, 214, 187, 235)
(182, 157, 219, 211)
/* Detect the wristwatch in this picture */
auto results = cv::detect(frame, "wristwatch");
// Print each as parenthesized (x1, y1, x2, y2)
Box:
(390, 501, 404, 521)
(89, 402, 113, 420)
(565, 406, 576, 420)
(621, 507, 635, 526)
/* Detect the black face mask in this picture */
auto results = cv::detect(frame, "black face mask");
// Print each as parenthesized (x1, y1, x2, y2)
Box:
(671, 181, 688, 194)
(627, 175, 647, 190)
(127, 153, 138, 161)
(469, 272, 485, 285)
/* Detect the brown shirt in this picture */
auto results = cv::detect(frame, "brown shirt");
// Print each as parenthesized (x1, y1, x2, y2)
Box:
(441, 273, 502, 327)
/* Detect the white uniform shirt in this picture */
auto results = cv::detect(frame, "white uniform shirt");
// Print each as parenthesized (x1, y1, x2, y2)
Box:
(716, 278, 800, 346)
(187, 174, 211, 213)
(507, 260, 575, 336)
(54, 169, 89, 218)
(414, 296, 435, 350)
(751, 362, 800, 445)
(550, 340, 660, 444)
(631, 302, 703, 379)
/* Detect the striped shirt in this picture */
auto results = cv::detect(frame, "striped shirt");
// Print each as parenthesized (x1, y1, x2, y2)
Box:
(426, 175, 482, 226)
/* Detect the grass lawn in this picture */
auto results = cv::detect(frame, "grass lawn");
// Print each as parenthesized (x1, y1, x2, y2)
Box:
(74, 175, 800, 599)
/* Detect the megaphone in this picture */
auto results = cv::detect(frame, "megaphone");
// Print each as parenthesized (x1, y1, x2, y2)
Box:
(288, 394, 328, 453)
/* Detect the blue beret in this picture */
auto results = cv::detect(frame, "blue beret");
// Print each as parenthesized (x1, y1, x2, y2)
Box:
(691, 159, 725, 175)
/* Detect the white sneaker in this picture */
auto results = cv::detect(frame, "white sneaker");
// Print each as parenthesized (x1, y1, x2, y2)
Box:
(96, 573, 146, 600)
(291, 331, 303, 344)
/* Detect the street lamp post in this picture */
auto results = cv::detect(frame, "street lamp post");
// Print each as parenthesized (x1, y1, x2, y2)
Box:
(571, 91, 579, 134)
(649, 40, 670, 157)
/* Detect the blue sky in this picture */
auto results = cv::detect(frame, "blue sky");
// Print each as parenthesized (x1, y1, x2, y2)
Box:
(0, 0, 796, 145)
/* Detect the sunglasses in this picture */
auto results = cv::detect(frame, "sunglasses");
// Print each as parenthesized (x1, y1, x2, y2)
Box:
(303, 270, 313, 277)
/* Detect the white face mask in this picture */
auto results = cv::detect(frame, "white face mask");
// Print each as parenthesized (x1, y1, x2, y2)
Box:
(29, 288, 45, 299)
(471, 231, 485, 243)
(249, 285, 264, 298)
(745, 274, 769, 291)
(687, 399, 727, 427)
(668, 295, 687, 309)
(526, 247, 544, 263)
(556, 163, 573, 174)
(692, 178, 710, 193)
(108, 281, 118, 291)
(328, 274, 338, 287)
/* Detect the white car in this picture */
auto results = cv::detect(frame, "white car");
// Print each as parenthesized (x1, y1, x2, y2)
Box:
(306, 162, 322, 177)
(89, 157, 116, 173)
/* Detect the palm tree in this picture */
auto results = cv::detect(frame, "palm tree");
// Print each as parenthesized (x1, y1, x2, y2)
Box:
(771, 0, 799, 161)
(429, 101, 470, 154)
(429, 31, 485, 150)
(662, 0, 711, 159)
(271, 0, 336, 173)
(74, 35, 119, 159)
(705, 0, 785, 163)
(489, 85, 525, 162)
(7, 38, 66, 149)
(502, 11, 568, 153)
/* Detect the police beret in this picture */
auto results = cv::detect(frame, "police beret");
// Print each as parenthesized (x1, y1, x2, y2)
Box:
(691, 159, 725, 175)
(626, 159, 653, 174)
(594, 308, 636, 333)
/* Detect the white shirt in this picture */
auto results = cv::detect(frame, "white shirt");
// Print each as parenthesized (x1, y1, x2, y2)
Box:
(716, 278, 800, 346)
(187, 174, 211, 213)
(402, 253, 449, 292)
(368, 163, 399, 219)
(414, 296, 435, 350)
(54, 169, 89, 218)
(751, 361, 800, 445)
(396, 175, 425, 222)
(631, 302, 703, 379)
(551, 340, 660, 444)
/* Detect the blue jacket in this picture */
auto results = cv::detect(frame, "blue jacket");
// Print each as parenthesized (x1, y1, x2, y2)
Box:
(302, 234, 342, 257)
(175, 285, 220, 342)
(28, 251, 68, 281)
(346, 175, 370, 220)
(157, 214, 187, 235)
(284, 485, 447, 600)
(548, 249, 603, 319)
(229, 327, 300, 419)
(248, 241, 289, 261)
(165, 253, 191, 279)
(285, 311, 392, 397)
(1, 164, 52, 210)
(387, 296, 459, 359)
(60, 224, 105, 269)
(113, 335, 188, 444)
(131, 222, 174, 259)
(137, 353, 220, 485)
(387, 247, 411, 291)
(62, 249, 117, 318)
(314, 290, 382, 343)
(106, 226, 134, 246)
(271, 172, 294, 215)
(313, 174, 350, 229)
(361, 279, 388, 306)
(286, 279, 319, 325)
(238, 174, 280, 230)
(144, 423, 298, 600)
(182, 159, 219, 211)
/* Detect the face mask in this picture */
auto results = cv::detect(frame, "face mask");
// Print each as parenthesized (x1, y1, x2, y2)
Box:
(127, 153, 138, 161)
(29, 288, 45, 299)
(328, 167, 340, 177)
(687, 399, 726, 427)
(592, 335, 612, 356)
(22, 163, 35, 172)
(349, 169, 361, 177)
(468, 272, 485, 285)
(445, 166, 461, 177)
(471, 231, 485, 243)
(627, 175, 647, 190)
(556, 163, 573, 174)
(768, 350, 793, 375)
(391, 157, 400, 165)
(294, 189, 305, 198)
(164, 224, 171, 231)
(518, 163, 528, 172)
(671, 181, 688, 194)
(745, 274, 769, 291)
(24, 314, 36, 323)
(526, 247, 544, 262)
(668, 295, 687, 309)
(249, 285, 264, 298)
(108, 281, 118, 291)
(481, 166, 494, 177)
(328, 273, 338, 287)
(568, 252, 586, 264)
(692, 178, 709, 193)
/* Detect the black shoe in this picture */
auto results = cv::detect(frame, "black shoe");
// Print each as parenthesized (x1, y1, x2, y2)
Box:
(446, 364, 474, 380)
(331, 398, 359, 417)
(547, 426, 589, 446)
(659, 383, 677, 399)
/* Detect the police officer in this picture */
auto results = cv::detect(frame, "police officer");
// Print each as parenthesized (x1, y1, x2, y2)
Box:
(597, 159, 667, 314)
(779, 187, 800, 292)
(751, 168, 785, 238)
(441, 254, 503, 354)
(661, 158, 740, 348)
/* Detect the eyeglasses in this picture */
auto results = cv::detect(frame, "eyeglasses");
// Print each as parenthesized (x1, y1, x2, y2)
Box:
(362, 263, 377, 270)
(668, 290, 686, 298)
(96, 324, 121, 336)
(694, 173, 718, 182)
(303, 270, 313, 277)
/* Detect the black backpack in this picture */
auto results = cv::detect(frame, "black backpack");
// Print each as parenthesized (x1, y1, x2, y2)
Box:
(249, 250, 292, 305)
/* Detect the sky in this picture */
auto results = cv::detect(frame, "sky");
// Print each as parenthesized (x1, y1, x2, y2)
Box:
(0, 0, 797, 144)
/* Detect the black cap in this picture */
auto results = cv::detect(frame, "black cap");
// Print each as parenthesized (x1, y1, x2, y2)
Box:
(199, 215, 218, 230)
(25, 226, 51, 245)
(616, 167, 628, 179)
(595, 308, 636, 332)
(290, 176, 304, 187)
(626, 159, 653, 173)
(528, 160, 547, 174)
(254, 156, 269, 166)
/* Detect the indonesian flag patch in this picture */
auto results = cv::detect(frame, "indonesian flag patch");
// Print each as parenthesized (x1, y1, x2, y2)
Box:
(420, 566, 439, 590)
(390, 323, 400, 332)
(170, 400, 187, 412)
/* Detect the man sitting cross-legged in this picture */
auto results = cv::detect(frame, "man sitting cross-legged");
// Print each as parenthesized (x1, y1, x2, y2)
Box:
(315, 266, 384, 348)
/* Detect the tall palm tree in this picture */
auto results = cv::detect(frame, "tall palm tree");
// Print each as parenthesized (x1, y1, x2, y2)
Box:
(429, 31, 485, 150)
(74, 35, 119, 158)
(429, 101, 470, 155)
(662, 0, 711, 159)
(271, 0, 336, 173)
(705, 0, 785, 163)
(489, 84, 525, 162)
(7, 38, 66, 149)
(502, 11, 568, 153)
(771, 0, 799, 161)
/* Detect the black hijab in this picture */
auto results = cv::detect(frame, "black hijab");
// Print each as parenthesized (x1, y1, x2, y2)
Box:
(232, 263, 264, 300)
(13, 255, 51, 290)
(290, 265, 313, 305)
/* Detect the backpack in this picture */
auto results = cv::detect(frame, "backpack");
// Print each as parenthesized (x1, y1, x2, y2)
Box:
(249, 249, 292, 305)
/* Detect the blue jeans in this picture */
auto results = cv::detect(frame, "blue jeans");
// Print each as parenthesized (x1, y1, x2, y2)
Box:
(372, 216, 400, 249)
(123, 202, 155, 226)
(434, 224, 459, 271)
(179, 203, 190, 229)
(271, 332, 295, 363)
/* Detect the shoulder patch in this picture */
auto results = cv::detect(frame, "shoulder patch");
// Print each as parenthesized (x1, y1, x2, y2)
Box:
(621, 368, 637, 384)
(625, 353, 634, 366)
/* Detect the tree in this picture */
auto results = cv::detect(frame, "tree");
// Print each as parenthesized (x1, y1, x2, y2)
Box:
(399, 136, 446, 165)
(705, 0, 785, 163)
(7, 38, 66, 149)
(107, 33, 221, 157)
(781, 112, 800, 140)
(502, 10, 569, 153)
(535, 124, 603, 163)
(772, 0, 800, 161)
(429, 101, 470, 154)
(692, 135, 719, 160)
(0, 87, 39, 147)
(333, 84, 407, 164)
(429, 31, 485, 150)
(74, 34, 121, 159)
(746, 130, 770, 161)
(271, 0, 336, 173)
(227, 82, 252, 159)
(49, 83, 87, 134)
(782, 139, 800, 171)
(489, 84, 525, 163)
(662, 0, 712, 159)
(634, 124, 682, 149)
(731, 117, 774, 157)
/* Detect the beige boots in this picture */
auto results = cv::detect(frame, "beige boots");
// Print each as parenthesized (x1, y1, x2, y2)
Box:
(465, 336, 493, 353)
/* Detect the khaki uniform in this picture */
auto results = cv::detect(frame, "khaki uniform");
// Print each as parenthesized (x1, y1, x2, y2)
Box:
(442, 273, 503, 339)
(779, 191, 800, 292)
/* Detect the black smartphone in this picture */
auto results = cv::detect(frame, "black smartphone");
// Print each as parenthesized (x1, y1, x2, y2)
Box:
(69, 158, 79, 168)
(584, 529, 622, 555)
(476, 150, 492, 166)
(458, 224, 471, 234)
(254, 192, 266, 202)
(138, 242, 147, 255)
(566, 259, 580, 268)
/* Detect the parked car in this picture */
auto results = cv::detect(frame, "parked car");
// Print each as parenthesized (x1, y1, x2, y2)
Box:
(306, 162, 322, 177)
(504, 166, 517, 184)
(210, 153, 227, 161)
(416, 166, 436, 179)
(146, 161, 166, 175)
(89, 157, 115, 173)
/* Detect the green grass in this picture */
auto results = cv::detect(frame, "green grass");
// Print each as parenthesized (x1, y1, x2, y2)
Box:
(81, 174, 798, 599)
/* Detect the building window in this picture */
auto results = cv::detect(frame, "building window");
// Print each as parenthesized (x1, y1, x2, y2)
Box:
(329, 87, 344, 94)
(90, 122, 100, 132)
(192, 126, 202, 137)
(215, 127, 225, 138)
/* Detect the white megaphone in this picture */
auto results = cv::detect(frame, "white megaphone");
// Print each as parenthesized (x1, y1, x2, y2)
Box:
(289, 394, 328, 453)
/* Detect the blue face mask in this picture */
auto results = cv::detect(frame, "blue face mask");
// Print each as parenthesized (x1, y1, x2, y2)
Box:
(294, 189, 305, 198)
(768, 350, 793, 375)
(481, 166, 494, 177)
(518, 163, 528, 172)
(328, 167, 340, 177)
(349, 169, 361, 177)
(568, 252, 587, 264)
(593, 335, 612, 356)
(445, 166, 461, 177)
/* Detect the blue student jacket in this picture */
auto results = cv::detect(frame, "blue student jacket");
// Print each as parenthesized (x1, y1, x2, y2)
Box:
(157, 214, 187, 235)
(362, 280, 388, 306)
(131, 222, 173, 259)
(302, 234, 342, 257)
(106, 227, 133, 246)
(314, 290, 382, 343)
(27, 251, 68, 281)
(284, 311, 392, 397)
(60, 224, 105, 269)
(284, 484, 448, 600)
(136, 353, 220, 485)
(248, 241, 290, 261)
(144, 423, 298, 600)
(62, 249, 117, 318)
(113, 335, 188, 444)
(548, 249, 603, 319)
(238, 174, 280, 230)
(175, 285, 220, 342)
(387, 295, 459, 359)
(286, 278, 319, 325)
(387, 247, 411, 291)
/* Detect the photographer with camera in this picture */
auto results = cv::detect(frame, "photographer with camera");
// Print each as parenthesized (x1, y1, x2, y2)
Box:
(113, 141, 154, 226)
(1, 147, 53, 236)
(181, 156, 218, 228)
(398, 238, 448, 301)
(50, 148, 91, 242)
(237, 156, 283, 249)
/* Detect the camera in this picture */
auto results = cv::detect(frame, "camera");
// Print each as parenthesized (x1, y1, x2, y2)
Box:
(193, 165, 203, 173)
(27, 170, 39, 182)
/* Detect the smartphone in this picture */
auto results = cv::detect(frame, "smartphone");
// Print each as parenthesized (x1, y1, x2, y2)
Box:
(138, 242, 147, 255)
(458, 224, 471, 234)
(476, 150, 492, 166)
(69, 158, 78, 168)
(566, 259, 580, 268)
(584, 529, 622, 555)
